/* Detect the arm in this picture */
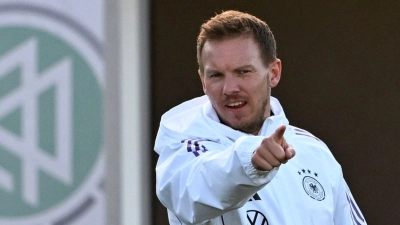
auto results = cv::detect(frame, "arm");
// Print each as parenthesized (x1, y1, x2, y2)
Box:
(334, 176, 367, 224)
(156, 132, 272, 224)
(155, 125, 295, 224)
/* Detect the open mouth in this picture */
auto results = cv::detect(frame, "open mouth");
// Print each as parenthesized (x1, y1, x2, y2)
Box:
(226, 101, 246, 109)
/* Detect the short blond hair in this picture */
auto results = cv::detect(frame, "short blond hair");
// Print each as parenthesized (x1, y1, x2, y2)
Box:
(197, 10, 277, 71)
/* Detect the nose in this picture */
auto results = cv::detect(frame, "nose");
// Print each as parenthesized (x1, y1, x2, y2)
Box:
(223, 76, 240, 95)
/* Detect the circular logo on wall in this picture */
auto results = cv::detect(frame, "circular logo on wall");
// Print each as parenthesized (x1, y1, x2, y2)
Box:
(302, 176, 325, 201)
(0, 3, 104, 225)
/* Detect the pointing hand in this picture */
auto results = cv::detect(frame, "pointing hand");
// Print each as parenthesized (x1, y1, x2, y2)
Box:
(251, 125, 296, 171)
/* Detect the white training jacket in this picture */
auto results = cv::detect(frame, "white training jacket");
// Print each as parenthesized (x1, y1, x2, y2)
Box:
(155, 96, 366, 225)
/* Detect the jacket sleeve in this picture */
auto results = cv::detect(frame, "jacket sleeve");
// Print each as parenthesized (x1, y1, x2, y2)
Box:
(155, 130, 278, 224)
(334, 175, 367, 225)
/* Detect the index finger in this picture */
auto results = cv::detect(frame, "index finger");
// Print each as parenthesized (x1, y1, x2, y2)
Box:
(271, 125, 286, 145)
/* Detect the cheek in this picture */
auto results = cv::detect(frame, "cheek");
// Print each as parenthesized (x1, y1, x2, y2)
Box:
(205, 83, 221, 97)
(252, 81, 269, 99)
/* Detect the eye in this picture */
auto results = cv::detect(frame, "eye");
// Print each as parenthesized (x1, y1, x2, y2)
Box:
(209, 73, 222, 78)
(239, 70, 251, 74)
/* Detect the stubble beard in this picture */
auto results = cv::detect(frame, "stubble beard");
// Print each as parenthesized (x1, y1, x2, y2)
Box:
(226, 75, 271, 135)
(216, 73, 272, 134)
(234, 97, 269, 134)
(218, 96, 270, 135)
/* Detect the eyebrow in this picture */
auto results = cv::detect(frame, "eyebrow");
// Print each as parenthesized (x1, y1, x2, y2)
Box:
(235, 65, 253, 69)
(203, 64, 257, 76)
(204, 69, 220, 74)
(205, 65, 254, 72)
(234, 65, 256, 72)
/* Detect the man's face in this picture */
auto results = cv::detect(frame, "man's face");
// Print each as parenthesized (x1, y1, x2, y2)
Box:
(199, 35, 281, 134)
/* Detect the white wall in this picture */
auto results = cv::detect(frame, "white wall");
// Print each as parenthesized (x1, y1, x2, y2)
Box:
(105, 0, 151, 224)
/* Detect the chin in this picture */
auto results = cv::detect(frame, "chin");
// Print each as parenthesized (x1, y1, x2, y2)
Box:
(220, 114, 257, 133)
(230, 122, 255, 133)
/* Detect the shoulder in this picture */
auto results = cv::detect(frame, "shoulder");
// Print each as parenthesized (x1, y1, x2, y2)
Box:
(160, 95, 208, 132)
(155, 96, 214, 153)
(286, 125, 337, 163)
(161, 95, 208, 123)
(289, 126, 323, 143)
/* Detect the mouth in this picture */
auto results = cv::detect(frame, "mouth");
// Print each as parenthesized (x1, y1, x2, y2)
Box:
(226, 101, 246, 109)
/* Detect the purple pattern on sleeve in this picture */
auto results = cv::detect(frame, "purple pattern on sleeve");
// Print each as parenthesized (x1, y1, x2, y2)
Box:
(293, 128, 321, 142)
(345, 184, 366, 225)
(181, 139, 209, 157)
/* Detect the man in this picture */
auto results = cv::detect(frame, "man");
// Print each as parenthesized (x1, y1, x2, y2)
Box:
(155, 10, 366, 225)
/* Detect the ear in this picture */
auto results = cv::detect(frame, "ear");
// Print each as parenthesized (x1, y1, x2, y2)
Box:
(269, 59, 282, 88)
(198, 69, 207, 94)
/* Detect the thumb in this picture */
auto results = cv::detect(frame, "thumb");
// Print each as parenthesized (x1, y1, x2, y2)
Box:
(272, 125, 286, 146)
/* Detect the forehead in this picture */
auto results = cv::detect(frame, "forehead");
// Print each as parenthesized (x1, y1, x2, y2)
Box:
(201, 36, 263, 69)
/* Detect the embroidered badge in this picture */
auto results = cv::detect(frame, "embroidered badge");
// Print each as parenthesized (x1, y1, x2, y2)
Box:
(298, 169, 325, 201)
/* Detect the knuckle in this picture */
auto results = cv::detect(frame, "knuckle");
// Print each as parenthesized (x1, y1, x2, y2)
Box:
(277, 153, 286, 161)
(251, 155, 262, 166)
(262, 137, 273, 145)
(261, 139, 268, 146)
(251, 154, 259, 163)
(265, 165, 274, 171)
(270, 161, 281, 168)
(252, 149, 259, 156)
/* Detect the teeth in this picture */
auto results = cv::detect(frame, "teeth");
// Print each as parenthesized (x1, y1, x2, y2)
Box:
(228, 102, 244, 107)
